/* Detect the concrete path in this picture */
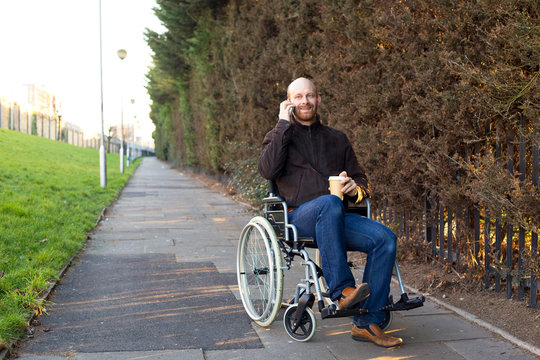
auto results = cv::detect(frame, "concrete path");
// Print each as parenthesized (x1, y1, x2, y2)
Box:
(13, 157, 539, 359)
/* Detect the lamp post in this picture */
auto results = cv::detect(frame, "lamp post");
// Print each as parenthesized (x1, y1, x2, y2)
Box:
(127, 98, 135, 167)
(117, 49, 127, 173)
(98, 0, 107, 187)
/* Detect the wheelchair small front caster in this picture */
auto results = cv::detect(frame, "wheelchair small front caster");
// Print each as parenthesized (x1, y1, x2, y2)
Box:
(283, 304, 316, 342)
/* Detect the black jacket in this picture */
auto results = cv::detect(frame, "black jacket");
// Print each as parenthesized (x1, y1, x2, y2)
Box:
(258, 116, 369, 208)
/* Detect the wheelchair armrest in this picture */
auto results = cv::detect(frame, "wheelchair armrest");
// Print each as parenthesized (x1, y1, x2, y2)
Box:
(262, 196, 289, 215)
(262, 195, 285, 204)
(344, 197, 371, 218)
(262, 194, 302, 246)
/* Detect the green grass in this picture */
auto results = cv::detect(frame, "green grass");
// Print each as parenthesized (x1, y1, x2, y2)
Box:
(0, 129, 140, 346)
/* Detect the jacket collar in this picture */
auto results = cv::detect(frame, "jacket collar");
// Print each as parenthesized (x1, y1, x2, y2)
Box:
(292, 114, 321, 130)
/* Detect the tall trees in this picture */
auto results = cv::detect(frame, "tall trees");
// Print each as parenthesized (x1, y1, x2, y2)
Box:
(146, 0, 539, 224)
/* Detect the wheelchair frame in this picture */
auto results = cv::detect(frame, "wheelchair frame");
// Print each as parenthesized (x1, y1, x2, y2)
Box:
(236, 190, 424, 341)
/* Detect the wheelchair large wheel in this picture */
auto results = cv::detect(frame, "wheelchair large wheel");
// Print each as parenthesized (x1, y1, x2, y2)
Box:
(237, 216, 283, 327)
(283, 305, 316, 342)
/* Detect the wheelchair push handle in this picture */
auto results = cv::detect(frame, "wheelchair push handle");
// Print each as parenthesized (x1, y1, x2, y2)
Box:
(268, 180, 279, 197)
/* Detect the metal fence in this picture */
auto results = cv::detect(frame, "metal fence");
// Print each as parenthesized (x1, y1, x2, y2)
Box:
(0, 97, 154, 159)
(371, 121, 539, 309)
(0, 99, 59, 139)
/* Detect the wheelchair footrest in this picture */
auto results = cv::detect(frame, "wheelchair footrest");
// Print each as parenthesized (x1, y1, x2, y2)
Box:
(321, 304, 366, 319)
(380, 293, 425, 311)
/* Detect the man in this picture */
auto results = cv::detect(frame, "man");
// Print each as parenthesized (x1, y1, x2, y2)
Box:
(258, 77, 402, 347)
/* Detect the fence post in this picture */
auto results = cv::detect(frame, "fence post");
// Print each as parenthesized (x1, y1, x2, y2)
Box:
(447, 207, 453, 264)
(484, 211, 491, 289)
(439, 202, 445, 263)
(431, 198, 438, 259)
(405, 209, 410, 246)
(425, 196, 431, 243)
(9, 103, 13, 130)
(530, 126, 538, 308)
(472, 141, 481, 261)
(494, 124, 502, 292)
(456, 205, 462, 273)
(17, 104, 21, 131)
(418, 209, 423, 244)
(506, 132, 514, 299)
(382, 200, 387, 225)
(484, 119, 491, 290)
(465, 206, 470, 255)
(517, 116, 527, 300)
(400, 208, 404, 239)
(474, 207, 480, 263)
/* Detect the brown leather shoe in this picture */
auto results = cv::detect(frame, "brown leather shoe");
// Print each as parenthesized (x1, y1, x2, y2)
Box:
(337, 284, 370, 310)
(352, 324, 403, 347)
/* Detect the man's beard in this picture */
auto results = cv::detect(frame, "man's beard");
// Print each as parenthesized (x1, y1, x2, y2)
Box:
(294, 104, 317, 123)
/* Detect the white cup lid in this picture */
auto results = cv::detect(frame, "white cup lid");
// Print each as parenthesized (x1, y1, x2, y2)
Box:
(328, 176, 346, 181)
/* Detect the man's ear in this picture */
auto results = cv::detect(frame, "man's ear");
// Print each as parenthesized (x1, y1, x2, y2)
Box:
(317, 94, 322, 105)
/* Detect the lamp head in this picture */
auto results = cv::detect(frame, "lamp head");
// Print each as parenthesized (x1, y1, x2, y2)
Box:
(117, 49, 127, 60)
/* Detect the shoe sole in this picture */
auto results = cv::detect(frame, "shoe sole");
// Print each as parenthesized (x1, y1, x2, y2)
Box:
(352, 335, 370, 342)
(340, 286, 370, 310)
(352, 335, 402, 348)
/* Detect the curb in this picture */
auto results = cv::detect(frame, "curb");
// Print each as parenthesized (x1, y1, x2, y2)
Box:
(395, 279, 540, 358)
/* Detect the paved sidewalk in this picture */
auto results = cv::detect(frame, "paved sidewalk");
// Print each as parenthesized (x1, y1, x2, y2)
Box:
(13, 157, 539, 359)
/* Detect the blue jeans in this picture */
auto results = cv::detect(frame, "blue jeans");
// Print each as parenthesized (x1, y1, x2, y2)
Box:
(288, 195, 397, 327)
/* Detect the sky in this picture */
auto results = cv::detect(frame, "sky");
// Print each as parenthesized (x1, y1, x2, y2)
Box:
(0, 0, 165, 145)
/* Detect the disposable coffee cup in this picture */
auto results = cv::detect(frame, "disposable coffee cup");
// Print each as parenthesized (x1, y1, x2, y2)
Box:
(328, 176, 346, 199)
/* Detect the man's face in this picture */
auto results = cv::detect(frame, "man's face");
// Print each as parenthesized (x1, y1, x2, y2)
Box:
(289, 80, 319, 123)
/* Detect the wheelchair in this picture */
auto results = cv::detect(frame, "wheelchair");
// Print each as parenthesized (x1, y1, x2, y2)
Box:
(236, 183, 425, 342)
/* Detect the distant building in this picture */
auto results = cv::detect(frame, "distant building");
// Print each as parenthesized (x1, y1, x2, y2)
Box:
(1, 84, 154, 154)
(22, 84, 57, 115)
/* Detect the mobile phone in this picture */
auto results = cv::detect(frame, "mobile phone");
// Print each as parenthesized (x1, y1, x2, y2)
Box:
(289, 106, 295, 119)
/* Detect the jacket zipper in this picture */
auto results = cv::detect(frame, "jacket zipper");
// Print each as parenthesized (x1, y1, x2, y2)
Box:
(308, 126, 316, 170)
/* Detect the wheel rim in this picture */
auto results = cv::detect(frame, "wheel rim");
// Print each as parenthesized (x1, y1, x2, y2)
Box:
(238, 222, 275, 321)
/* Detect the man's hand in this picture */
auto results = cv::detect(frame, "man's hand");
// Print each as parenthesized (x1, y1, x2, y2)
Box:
(339, 171, 358, 197)
(279, 100, 295, 121)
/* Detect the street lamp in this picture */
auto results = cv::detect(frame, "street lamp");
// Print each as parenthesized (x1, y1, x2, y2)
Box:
(99, 0, 107, 187)
(127, 98, 135, 167)
(117, 49, 127, 173)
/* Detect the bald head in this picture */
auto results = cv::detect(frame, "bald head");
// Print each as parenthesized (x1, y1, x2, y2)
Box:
(286, 77, 321, 125)
(287, 77, 317, 100)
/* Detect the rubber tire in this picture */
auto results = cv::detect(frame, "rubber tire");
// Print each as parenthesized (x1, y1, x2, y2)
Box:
(237, 216, 283, 327)
(283, 304, 317, 342)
